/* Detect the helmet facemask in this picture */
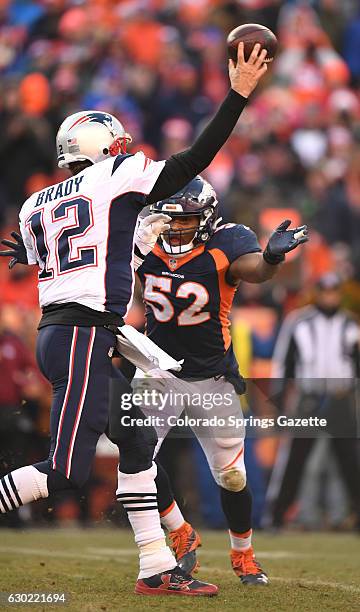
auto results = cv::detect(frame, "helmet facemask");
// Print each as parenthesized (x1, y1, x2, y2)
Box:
(160, 207, 217, 255)
(150, 176, 219, 254)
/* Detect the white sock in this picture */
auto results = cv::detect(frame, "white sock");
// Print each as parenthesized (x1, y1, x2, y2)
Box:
(117, 462, 176, 579)
(229, 528, 252, 551)
(0, 466, 48, 513)
(160, 501, 185, 532)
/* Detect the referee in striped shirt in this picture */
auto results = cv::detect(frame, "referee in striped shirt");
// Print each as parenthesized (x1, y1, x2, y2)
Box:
(270, 273, 360, 530)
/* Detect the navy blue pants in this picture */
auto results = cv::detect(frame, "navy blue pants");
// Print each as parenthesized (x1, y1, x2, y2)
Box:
(36, 325, 124, 487)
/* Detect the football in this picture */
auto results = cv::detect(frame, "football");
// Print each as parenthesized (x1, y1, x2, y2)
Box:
(227, 23, 278, 64)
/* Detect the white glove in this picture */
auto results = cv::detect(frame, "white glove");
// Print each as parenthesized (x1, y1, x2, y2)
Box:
(135, 213, 172, 256)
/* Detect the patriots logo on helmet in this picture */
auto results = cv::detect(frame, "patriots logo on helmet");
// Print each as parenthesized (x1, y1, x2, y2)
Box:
(68, 112, 116, 135)
(87, 112, 114, 129)
(87, 112, 118, 138)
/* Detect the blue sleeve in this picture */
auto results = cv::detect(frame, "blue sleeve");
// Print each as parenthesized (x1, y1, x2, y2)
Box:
(213, 224, 261, 263)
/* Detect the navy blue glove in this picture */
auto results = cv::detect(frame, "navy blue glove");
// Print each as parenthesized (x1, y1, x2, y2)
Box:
(263, 220, 308, 265)
(0, 231, 28, 269)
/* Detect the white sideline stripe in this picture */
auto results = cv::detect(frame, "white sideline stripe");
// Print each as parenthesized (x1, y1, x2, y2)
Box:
(201, 566, 360, 595)
(0, 546, 132, 562)
(87, 547, 140, 556)
(202, 550, 312, 559)
(0, 545, 352, 563)
(201, 549, 357, 560)
(86, 548, 307, 560)
(89, 548, 356, 562)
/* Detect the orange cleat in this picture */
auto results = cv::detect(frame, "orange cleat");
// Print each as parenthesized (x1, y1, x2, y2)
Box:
(231, 546, 269, 585)
(169, 521, 201, 574)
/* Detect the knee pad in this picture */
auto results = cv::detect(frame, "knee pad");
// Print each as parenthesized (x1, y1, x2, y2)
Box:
(211, 439, 246, 492)
(218, 466, 247, 492)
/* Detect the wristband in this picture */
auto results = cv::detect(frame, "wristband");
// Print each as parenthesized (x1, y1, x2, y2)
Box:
(262, 247, 285, 266)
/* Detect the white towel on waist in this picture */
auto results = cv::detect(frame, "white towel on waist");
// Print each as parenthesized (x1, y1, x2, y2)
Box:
(115, 324, 183, 373)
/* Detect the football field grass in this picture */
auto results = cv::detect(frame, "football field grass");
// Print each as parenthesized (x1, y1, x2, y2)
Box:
(0, 528, 359, 611)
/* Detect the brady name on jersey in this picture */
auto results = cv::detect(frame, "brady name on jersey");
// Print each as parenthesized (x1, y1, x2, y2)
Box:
(20, 150, 165, 321)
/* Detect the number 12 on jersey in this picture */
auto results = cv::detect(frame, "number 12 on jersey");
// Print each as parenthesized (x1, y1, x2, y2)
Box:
(144, 274, 210, 326)
(26, 197, 97, 280)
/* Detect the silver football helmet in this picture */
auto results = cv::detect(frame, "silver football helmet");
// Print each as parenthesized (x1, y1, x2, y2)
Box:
(56, 111, 132, 168)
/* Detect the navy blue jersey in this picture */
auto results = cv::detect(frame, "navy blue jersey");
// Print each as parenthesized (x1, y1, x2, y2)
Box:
(137, 223, 261, 379)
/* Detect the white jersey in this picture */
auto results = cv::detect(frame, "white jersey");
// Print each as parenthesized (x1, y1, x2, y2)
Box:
(19, 152, 165, 316)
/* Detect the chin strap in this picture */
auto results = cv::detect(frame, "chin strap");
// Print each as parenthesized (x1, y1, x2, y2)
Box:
(109, 137, 127, 156)
(162, 239, 195, 255)
(109, 134, 132, 156)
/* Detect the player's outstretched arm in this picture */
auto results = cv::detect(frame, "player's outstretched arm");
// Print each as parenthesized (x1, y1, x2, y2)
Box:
(228, 220, 309, 284)
(147, 43, 268, 205)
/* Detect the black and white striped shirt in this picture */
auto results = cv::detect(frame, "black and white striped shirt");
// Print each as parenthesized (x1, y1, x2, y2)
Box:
(272, 306, 360, 393)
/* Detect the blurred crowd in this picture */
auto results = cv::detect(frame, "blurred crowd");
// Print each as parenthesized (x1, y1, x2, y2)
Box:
(0, 0, 360, 530)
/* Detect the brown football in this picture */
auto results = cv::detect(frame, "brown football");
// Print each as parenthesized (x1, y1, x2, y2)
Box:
(227, 23, 278, 64)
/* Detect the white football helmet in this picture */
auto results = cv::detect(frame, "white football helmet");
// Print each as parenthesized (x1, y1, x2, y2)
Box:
(56, 110, 132, 168)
